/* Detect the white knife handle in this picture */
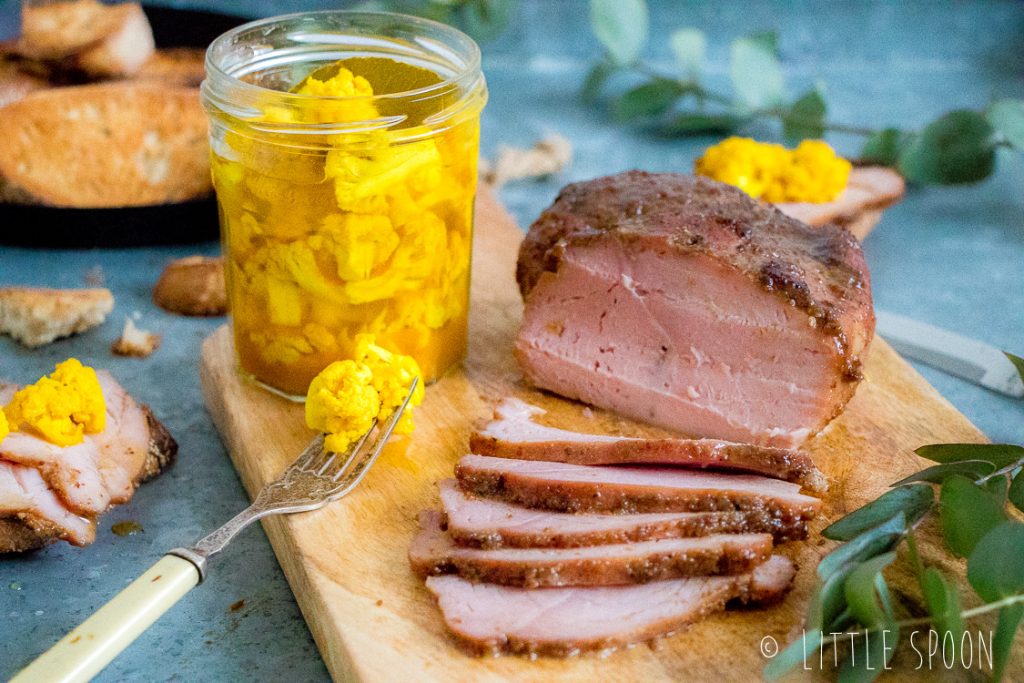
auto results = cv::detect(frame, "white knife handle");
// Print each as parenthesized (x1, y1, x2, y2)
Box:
(11, 555, 200, 683)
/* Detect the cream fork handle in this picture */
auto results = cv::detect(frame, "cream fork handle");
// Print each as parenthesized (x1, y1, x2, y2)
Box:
(11, 555, 199, 683)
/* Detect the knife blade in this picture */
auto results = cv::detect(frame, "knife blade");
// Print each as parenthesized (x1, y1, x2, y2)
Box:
(875, 309, 1024, 399)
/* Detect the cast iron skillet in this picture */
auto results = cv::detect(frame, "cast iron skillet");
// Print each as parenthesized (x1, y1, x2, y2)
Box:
(0, 6, 250, 248)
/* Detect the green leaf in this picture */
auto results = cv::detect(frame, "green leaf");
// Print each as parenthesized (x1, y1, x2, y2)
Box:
(991, 603, 1024, 682)
(1010, 471, 1024, 514)
(581, 60, 617, 103)
(897, 110, 996, 184)
(730, 35, 785, 111)
(860, 128, 910, 166)
(457, 0, 516, 43)
(823, 484, 933, 542)
(921, 567, 964, 651)
(838, 554, 899, 683)
(746, 30, 779, 55)
(986, 474, 1010, 501)
(939, 475, 1008, 557)
(967, 521, 1024, 602)
(818, 513, 906, 581)
(763, 629, 822, 681)
(837, 627, 897, 683)
(590, 0, 648, 66)
(891, 459, 996, 486)
(916, 443, 1024, 469)
(661, 112, 742, 136)
(669, 28, 706, 80)
(844, 552, 897, 627)
(987, 98, 1024, 149)
(613, 79, 686, 120)
(783, 88, 827, 142)
(1006, 352, 1024, 384)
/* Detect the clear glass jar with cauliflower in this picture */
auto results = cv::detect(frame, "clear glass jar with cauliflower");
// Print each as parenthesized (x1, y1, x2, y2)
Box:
(203, 15, 486, 397)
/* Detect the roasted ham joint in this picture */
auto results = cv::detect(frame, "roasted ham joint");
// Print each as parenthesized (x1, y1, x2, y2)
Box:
(411, 171, 879, 656)
(515, 171, 875, 448)
(0, 360, 176, 552)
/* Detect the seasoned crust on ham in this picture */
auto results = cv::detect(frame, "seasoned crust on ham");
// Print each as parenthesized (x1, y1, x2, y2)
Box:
(517, 171, 873, 379)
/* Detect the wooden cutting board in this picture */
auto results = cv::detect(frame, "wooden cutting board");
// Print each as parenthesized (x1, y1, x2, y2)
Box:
(200, 186, 1019, 681)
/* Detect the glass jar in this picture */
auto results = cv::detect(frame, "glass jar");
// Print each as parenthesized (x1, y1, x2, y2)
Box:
(202, 11, 487, 397)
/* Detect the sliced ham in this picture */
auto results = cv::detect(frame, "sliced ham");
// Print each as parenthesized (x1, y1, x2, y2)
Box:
(0, 459, 95, 548)
(410, 510, 772, 587)
(424, 555, 796, 656)
(515, 171, 874, 448)
(776, 166, 905, 229)
(439, 479, 808, 546)
(92, 370, 155, 504)
(471, 397, 826, 491)
(0, 432, 110, 515)
(455, 454, 821, 522)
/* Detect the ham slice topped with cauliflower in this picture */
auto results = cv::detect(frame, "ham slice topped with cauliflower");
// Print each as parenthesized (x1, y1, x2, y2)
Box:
(0, 360, 176, 552)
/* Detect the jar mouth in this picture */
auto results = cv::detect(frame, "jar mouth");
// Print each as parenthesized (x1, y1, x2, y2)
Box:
(203, 10, 483, 115)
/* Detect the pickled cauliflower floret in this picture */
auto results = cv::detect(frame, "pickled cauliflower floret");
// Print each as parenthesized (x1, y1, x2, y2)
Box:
(0, 409, 8, 444)
(4, 359, 106, 446)
(695, 137, 851, 203)
(305, 335, 424, 453)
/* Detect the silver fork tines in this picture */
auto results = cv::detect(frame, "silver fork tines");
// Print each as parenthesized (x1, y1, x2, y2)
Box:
(169, 378, 419, 581)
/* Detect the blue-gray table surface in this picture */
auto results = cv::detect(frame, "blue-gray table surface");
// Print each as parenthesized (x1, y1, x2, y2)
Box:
(1, 1, 1022, 680)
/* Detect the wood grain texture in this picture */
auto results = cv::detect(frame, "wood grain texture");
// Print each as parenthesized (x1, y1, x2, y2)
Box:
(201, 186, 1020, 681)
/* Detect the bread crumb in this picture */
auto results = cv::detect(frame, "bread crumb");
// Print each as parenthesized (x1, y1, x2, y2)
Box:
(153, 255, 227, 316)
(111, 317, 160, 357)
(0, 286, 113, 347)
(483, 134, 572, 187)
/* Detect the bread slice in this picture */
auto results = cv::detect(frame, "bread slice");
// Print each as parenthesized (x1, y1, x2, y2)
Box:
(74, 3, 154, 77)
(0, 287, 113, 347)
(133, 48, 206, 88)
(0, 83, 211, 207)
(18, 0, 154, 76)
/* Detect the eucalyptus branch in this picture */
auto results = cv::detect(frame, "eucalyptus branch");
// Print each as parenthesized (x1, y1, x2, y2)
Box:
(586, 0, 1024, 185)
(820, 593, 1024, 642)
(975, 457, 1024, 485)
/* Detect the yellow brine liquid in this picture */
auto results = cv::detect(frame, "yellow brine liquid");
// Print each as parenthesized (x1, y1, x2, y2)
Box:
(210, 56, 480, 396)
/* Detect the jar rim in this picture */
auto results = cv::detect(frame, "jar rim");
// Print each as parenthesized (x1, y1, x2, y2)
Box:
(203, 10, 483, 103)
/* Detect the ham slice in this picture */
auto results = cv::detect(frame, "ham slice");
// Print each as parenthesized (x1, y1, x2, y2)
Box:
(439, 479, 808, 546)
(92, 370, 155, 504)
(776, 166, 905, 228)
(455, 454, 821, 522)
(0, 372, 159, 514)
(470, 397, 826, 491)
(515, 171, 874, 448)
(424, 555, 797, 656)
(410, 510, 773, 587)
(0, 460, 95, 548)
(0, 432, 110, 515)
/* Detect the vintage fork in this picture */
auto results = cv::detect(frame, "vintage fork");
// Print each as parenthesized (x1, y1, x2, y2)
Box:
(12, 379, 418, 683)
